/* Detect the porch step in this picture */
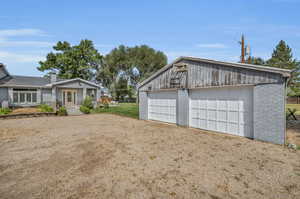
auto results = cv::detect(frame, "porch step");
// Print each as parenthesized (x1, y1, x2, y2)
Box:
(66, 106, 83, 116)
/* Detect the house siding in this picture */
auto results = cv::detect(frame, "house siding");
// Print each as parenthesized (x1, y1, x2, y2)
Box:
(139, 91, 148, 120)
(253, 83, 286, 144)
(0, 87, 8, 106)
(42, 88, 52, 105)
(177, 89, 189, 126)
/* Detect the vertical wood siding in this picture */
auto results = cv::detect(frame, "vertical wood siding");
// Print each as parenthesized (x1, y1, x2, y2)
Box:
(139, 60, 283, 91)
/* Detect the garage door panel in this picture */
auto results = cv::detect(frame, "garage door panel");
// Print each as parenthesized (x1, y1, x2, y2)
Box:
(189, 87, 253, 138)
(148, 91, 177, 124)
(228, 111, 239, 123)
(218, 110, 227, 121)
(207, 110, 216, 120)
(208, 120, 217, 130)
(217, 121, 227, 132)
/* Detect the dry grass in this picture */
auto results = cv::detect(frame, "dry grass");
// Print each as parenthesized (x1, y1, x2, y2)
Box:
(0, 114, 299, 199)
(287, 120, 300, 146)
(11, 108, 41, 114)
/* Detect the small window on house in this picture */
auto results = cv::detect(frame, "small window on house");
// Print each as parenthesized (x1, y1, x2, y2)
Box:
(26, 93, 32, 102)
(73, 92, 76, 104)
(20, 93, 25, 103)
(32, 93, 37, 103)
(13, 93, 18, 103)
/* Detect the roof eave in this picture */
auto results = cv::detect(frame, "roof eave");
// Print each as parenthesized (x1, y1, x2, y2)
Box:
(48, 78, 101, 88)
(0, 85, 47, 88)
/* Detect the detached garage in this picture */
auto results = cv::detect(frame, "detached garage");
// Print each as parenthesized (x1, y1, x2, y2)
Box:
(138, 56, 291, 144)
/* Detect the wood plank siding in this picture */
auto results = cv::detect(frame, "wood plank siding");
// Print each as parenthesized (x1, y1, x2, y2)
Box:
(139, 60, 284, 91)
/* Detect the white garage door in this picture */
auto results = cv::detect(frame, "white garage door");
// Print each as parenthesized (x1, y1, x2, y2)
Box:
(189, 87, 253, 138)
(148, 91, 177, 124)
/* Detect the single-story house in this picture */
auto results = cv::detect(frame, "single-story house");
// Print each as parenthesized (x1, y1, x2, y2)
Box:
(0, 63, 102, 109)
(138, 56, 291, 144)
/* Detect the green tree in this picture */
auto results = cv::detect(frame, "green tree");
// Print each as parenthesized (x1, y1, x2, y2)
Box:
(128, 45, 167, 86)
(115, 76, 130, 101)
(38, 40, 102, 80)
(266, 40, 300, 93)
(248, 56, 266, 65)
(97, 45, 167, 100)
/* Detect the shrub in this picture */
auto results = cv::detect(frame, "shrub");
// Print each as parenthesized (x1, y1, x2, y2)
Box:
(57, 106, 67, 116)
(0, 108, 12, 115)
(80, 105, 91, 114)
(38, 104, 54, 112)
(82, 96, 93, 110)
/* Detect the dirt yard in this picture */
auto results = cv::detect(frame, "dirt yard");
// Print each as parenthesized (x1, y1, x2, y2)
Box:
(287, 120, 300, 146)
(0, 114, 299, 199)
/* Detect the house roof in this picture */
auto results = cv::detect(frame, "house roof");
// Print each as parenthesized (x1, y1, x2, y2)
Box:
(0, 75, 51, 87)
(0, 63, 10, 80)
(46, 78, 101, 88)
(138, 56, 292, 89)
(0, 63, 102, 89)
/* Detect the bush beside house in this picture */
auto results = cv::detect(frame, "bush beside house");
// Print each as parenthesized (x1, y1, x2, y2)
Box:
(38, 104, 54, 112)
(80, 96, 93, 114)
(57, 107, 68, 116)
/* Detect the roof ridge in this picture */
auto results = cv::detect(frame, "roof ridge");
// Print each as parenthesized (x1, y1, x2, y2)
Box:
(181, 56, 292, 73)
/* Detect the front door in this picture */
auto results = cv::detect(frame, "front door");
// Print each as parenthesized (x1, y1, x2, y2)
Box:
(62, 89, 77, 107)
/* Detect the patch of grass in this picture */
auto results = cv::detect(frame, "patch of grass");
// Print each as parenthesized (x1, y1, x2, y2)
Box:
(286, 104, 300, 115)
(38, 104, 54, 112)
(0, 108, 12, 115)
(92, 103, 138, 119)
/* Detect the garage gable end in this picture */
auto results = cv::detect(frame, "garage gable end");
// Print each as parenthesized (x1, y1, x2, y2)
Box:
(138, 57, 290, 92)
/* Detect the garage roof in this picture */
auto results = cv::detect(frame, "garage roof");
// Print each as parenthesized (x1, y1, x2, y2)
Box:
(138, 56, 292, 89)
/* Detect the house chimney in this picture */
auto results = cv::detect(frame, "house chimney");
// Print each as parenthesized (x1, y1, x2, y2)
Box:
(50, 74, 57, 83)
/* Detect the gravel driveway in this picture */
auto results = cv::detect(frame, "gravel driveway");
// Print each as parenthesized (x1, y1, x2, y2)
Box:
(0, 114, 299, 199)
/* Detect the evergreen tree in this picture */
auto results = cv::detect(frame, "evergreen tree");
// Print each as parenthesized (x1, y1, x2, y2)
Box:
(266, 40, 300, 94)
(248, 56, 265, 65)
(38, 40, 102, 80)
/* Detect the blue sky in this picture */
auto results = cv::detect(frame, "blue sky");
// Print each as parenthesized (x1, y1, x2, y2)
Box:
(0, 0, 299, 76)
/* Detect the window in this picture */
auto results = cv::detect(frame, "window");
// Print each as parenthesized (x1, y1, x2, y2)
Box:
(73, 92, 76, 104)
(12, 89, 38, 104)
(26, 93, 31, 102)
(67, 91, 72, 102)
(13, 93, 18, 103)
(87, 89, 96, 100)
(20, 93, 25, 103)
(32, 93, 37, 103)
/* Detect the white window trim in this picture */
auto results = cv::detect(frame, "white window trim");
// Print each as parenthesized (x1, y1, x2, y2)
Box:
(12, 90, 38, 105)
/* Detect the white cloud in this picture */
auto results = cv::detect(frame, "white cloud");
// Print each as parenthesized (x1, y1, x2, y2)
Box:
(0, 28, 52, 48)
(0, 40, 54, 47)
(0, 28, 46, 37)
(0, 51, 45, 63)
(196, 43, 227, 49)
(0, 28, 52, 63)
